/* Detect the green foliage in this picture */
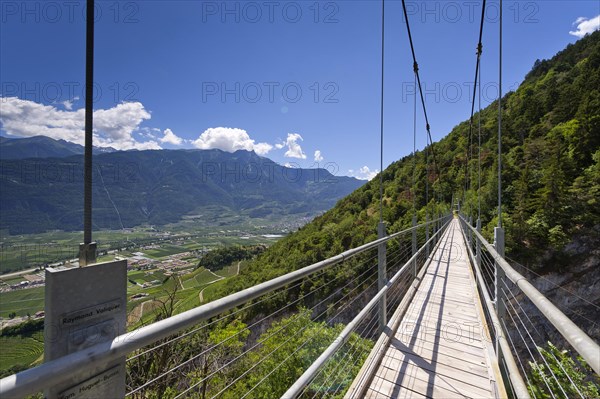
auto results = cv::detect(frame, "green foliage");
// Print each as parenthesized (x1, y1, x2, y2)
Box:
(126, 309, 372, 398)
(548, 225, 569, 250)
(220, 310, 373, 399)
(212, 31, 600, 288)
(198, 245, 266, 271)
(186, 318, 251, 399)
(0, 318, 44, 337)
(528, 342, 600, 399)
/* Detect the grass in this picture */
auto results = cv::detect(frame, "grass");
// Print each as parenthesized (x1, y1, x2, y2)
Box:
(143, 244, 189, 259)
(214, 261, 245, 278)
(0, 287, 45, 318)
(0, 275, 28, 285)
(173, 290, 201, 313)
(0, 246, 78, 274)
(128, 267, 232, 326)
(0, 331, 44, 371)
(178, 268, 218, 290)
(128, 270, 166, 284)
(199, 278, 229, 302)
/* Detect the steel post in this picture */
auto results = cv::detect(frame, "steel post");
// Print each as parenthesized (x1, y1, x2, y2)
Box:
(378, 222, 387, 332)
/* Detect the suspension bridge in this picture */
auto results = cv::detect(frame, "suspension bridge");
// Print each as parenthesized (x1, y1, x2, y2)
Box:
(1, 0, 599, 397)
(1, 213, 598, 398)
(347, 219, 504, 399)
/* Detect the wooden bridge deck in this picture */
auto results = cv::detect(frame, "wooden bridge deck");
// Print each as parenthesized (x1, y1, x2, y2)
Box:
(348, 218, 503, 399)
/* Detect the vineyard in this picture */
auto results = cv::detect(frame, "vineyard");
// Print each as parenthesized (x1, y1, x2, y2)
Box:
(0, 331, 43, 374)
(0, 287, 45, 318)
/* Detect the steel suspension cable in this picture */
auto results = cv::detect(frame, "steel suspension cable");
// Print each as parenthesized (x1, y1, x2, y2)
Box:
(379, 0, 385, 224)
(401, 0, 442, 208)
(498, 0, 503, 227)
(426, 140, 429, 212)
(478, 58, 482, 220)
(477, 2, 486, 221)
(469, 0, 486, 218)
(412, 72, 417, 214)
(466, 0, 487, 220)
(83, 0, 94, 246)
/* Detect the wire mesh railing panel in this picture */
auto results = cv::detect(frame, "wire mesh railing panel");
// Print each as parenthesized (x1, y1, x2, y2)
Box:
(506, 256, 600, 344)
(458, 215, 600, 399)
(500, 266, 600, 399)
(125, 246, 383, 398)
(294, 305, 379, 399)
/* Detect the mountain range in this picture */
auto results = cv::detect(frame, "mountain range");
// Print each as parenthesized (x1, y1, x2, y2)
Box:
(0, 135, 116, 159)
(0, 142, 363, 234)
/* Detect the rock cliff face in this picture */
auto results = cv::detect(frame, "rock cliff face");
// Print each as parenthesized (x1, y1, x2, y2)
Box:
(506, 229, 599, 363)
(540, 232, 600, 340)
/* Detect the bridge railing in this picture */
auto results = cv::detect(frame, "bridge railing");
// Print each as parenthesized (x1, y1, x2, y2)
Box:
(459, 215, 600, 399)
(0, 215, 452, 399)
(283, 215, 453, 398)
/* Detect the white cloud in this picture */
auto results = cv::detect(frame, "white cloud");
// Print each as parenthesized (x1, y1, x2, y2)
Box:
(0, 96, 161, 150)
(61, 96, 79, 110)
(137, 127, 159, 140)
(160, 128, 183, 145)
(254, 142, 274, 155)
(349, 166, 379, 180)
(314, 150, 323, 162)
(191, 127, 273, 155)
(569, 15, 600, 38)
(278, 133, 306, 159)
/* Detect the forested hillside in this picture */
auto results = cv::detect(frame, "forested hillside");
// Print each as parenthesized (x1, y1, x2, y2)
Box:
(218, 30, 600, 295)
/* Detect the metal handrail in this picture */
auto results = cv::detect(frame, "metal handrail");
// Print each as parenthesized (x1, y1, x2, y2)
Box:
(457, 216, 530, 398)
(0, 216, 448, 398)
(459, 215, 600, 376)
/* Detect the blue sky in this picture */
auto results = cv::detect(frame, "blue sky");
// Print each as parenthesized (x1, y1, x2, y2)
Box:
(1, 1, 599, 179)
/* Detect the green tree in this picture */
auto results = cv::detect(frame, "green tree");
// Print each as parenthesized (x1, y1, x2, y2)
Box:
(528, 342, 600, 399)
(226, 310, 373, 399)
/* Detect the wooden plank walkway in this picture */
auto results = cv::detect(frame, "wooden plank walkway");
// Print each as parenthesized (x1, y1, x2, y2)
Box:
(350, 218, 503, 399)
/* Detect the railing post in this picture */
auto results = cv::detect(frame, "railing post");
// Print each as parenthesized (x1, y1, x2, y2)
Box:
(434, 213, 439, 245)
(494, 226, 505, 355)
(468, 216, 473, 246)
(378, 221, 387, 332)
(425, 214, 430, 256)
(476, 218, 481, 269)
(412, 215, 417, 278)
